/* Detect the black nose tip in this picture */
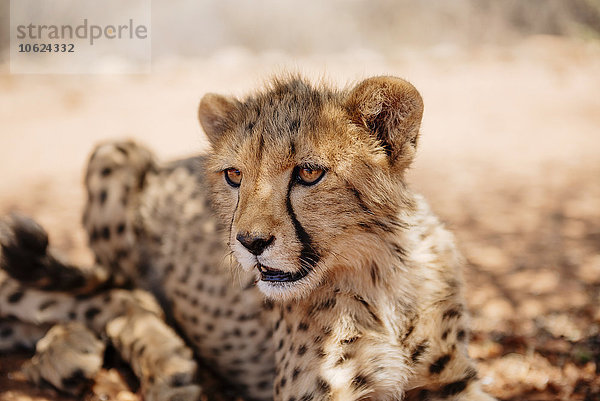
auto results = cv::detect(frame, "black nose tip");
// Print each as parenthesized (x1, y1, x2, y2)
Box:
(236, 232, 275, 255)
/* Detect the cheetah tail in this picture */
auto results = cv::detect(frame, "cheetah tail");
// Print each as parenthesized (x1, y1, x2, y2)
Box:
(0, 213, 111, 295)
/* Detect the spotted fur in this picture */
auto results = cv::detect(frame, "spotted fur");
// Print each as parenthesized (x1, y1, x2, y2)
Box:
(0, 75, 496, 401)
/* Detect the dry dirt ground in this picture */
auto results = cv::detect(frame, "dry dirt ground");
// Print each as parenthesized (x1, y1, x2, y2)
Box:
(0, 37, 599, 400)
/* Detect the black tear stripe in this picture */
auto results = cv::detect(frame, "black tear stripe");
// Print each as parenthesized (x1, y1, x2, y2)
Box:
(229, 191, 240, 245)
(286, 175, 320, 274)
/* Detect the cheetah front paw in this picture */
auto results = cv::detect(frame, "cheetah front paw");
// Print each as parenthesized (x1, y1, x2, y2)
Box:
(23, 322, 105, 396)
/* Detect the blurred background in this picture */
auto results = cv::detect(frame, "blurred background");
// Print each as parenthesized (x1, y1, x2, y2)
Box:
(1, 1, 599, 400)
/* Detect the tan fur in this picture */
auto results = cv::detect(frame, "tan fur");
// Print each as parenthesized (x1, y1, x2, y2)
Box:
(0, 75, 495, 401)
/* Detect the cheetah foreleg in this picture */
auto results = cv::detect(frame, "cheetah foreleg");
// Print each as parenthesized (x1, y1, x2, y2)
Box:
(106, 308, 201, 401)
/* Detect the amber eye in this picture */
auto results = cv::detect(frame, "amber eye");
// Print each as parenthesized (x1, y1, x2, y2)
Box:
(224, 168, 242, 187)
(296, 166, 325, 186)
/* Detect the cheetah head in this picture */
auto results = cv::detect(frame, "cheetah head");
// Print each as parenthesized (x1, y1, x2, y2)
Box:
(199, 75, 423, 300)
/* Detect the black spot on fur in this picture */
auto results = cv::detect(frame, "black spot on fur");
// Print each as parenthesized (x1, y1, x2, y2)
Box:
(90, 227, 99, 242)
(335, 355, 347, 366)
(115, 249, 129, 260)
(370, 263, 380, 284)
(264, 299, 274, 310)
(99, 189, 107, 205)
(442, 329, 450, 340)
(402, 324, 415, 341)
(101, 226, 110, 240)
(85, 307, 101, 320)
(411, 341, 429, 363)
(443, 306, 462, 320)
(116, 222, 126, 234)
(391, 243, 408, 260)
(316, 377, 330, 393)
(292, 367, 301, 381)
(101, 167, 112, 177)
(313, 298, 336, 312)
(352, 374, 369, 389)
(0, 326, 14, 338)
(297, 345, 307, 356)
(430, 354, 451, 374)
(39, 299, 58, 311)
(8, 291, 24, 303)
(457, 329, 467, 342)
(61, 368, 87, 389)
(439, 368, 477, 397)
(298, 322, 309, 331)
(353, 294, 382, 325)
(299, 394, 314, 401)
(341, 336, 359, 345)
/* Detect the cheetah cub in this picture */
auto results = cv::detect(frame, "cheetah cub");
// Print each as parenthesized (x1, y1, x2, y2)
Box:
(0, 75, 496, 401)
(199, 76, 495, 400)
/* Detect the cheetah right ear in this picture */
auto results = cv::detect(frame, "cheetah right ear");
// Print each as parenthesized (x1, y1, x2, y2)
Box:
(198, 94, 239, 144)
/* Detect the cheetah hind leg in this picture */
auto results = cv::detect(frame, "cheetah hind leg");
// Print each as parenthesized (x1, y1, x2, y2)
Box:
(0, 213, 110, 294)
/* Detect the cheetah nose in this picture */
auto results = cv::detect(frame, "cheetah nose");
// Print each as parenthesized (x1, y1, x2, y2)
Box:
(236, 232, 274, 255)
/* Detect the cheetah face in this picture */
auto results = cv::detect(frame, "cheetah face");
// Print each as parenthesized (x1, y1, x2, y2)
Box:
(199, 76, 423, 300)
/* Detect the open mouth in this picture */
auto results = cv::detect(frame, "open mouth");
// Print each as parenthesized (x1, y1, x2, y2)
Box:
(256, 263, 310, 283)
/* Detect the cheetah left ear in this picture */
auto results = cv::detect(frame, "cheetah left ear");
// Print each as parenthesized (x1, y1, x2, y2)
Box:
(198, 93, 240, 144)
(346, 76, 424, 170)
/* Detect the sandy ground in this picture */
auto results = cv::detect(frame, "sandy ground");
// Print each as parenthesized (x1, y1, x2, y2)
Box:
(0, 36, 599, 400)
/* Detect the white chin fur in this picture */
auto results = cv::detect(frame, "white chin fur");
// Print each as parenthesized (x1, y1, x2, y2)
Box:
(257, 279, 304, 301)
(232, 242, 257, 272)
